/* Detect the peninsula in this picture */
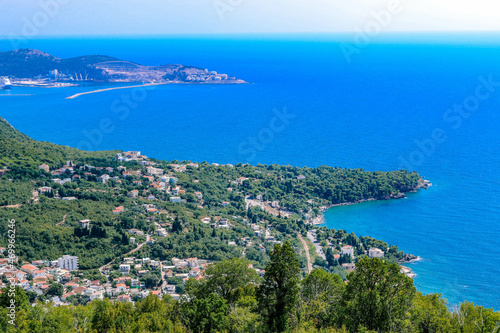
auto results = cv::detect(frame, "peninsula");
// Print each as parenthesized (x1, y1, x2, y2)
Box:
(0, 49, 247, 87)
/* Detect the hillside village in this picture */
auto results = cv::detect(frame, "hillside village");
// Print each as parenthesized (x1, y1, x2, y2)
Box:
(0, 149, 416, 306)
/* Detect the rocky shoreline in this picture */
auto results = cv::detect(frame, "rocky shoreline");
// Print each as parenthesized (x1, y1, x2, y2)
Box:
(399, 265, 417, 278)
(398, 254, 420, 263)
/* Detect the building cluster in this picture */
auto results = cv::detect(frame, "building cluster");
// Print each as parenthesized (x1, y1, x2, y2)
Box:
(36, 156, 207, 210)
(183, 69, 236, 83)
(0, 254, 80, 305)
(116, 151, 146, 162)
(2, 155, 288, 306)
(338, 245, 385, 272)
(306, 228, 388, 274)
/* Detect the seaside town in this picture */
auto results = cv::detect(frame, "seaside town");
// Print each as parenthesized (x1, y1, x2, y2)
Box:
(0, 150, 415, 307)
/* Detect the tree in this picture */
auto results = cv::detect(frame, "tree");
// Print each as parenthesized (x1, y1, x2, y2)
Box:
(185, 257, 261, 306)
(227, 306, 261, 333)
(300, 268, 345, 328)
(0, 286, 30, 312)
(341, 258, 416, 332)
(172, 216, 182, 233)
(410, 293, 457, 333)
(47, 283, 64, 297)
(180, 292, 229, 333)
(313, 256, 327, 267)
(257, 241, 301, 332)
(301, 268, 343, 304)
(91, 299, 116, 332)
(143, 273, 160, 288)
(452, 302, 500, 333)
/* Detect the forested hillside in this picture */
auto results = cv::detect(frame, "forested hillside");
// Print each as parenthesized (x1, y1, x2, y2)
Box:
(0, 116, 423, 270)
(2, 117, 491, 333)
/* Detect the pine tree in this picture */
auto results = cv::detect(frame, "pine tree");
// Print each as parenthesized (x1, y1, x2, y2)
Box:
(257, 241, 300, 332)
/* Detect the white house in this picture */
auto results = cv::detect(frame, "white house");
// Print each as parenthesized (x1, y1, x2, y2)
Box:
(187, 258, 199, 267)
(368, 248, 385, 258)
(170, 197, 181, 203)
(341, 245, 354, 258)
(157, 228, 168, 237)
(218, 219, 230, 229)
(146, 166, 164, 176)
(97, 174, 110, 183)
(342, 263, 356, 272)
(189, 268, 201, 277)
(39, 164, 50, 172)
(78, 220, 91, 229)
(33, 270, 46, 279)
(119, 264, 130, 274)
(116, 284, 128, 293)
(164, 285, 176, 294)
(89, 291, 104, 301)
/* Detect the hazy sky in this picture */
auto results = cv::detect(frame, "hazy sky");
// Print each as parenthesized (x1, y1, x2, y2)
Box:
(1, 0, 500, 37)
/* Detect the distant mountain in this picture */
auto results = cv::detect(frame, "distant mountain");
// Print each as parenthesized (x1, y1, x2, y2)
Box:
(0, 49, 245, 83)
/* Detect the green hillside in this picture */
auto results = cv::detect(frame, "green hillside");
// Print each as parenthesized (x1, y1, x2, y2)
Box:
(0, 116, 119, 175)
(0, 49, 119, 79)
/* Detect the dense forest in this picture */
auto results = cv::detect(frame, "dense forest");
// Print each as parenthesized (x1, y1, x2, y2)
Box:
(1, 250, 499, 333)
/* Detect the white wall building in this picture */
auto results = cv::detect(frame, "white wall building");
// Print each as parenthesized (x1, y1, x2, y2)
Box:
(341, 245, 354, 258)
(368, 248, 385, 258)
(78, 219, 91, 229)
(170, 196, 181, 203)
(58, 255, 78, 271)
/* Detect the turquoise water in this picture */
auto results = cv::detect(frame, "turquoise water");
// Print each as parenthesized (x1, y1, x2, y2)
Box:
(1, 36, 499, 309)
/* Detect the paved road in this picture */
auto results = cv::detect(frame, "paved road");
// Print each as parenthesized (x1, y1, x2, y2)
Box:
(307, 231, 326, 260)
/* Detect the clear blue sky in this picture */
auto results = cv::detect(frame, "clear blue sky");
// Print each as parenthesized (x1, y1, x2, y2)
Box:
(1, 0, 500, 37)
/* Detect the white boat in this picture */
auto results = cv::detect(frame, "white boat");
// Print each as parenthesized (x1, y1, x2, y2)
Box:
(0, 77, 12, 90)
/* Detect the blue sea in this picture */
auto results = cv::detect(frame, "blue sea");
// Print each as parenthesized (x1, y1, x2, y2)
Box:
(1, 35, 499, 309)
